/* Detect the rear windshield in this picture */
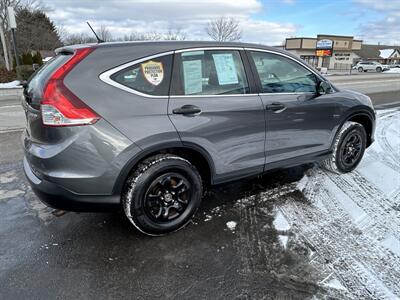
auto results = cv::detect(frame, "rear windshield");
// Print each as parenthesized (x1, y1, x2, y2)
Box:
(25, 54, 71, 106)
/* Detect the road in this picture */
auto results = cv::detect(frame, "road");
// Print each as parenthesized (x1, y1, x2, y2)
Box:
(329, 73, 400, 107)
(0, 74, 400, 299)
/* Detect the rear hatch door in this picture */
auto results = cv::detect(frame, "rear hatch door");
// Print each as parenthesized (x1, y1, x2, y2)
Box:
(22, 53, 72, 144)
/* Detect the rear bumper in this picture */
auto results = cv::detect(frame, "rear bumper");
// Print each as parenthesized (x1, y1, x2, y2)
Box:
(23, 157, 120, 212)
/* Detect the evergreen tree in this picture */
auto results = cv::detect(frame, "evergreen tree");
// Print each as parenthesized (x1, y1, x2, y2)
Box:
(15, 8, 62, 55)
(33, 51, 43, 65)
(22, 53, 33, 65)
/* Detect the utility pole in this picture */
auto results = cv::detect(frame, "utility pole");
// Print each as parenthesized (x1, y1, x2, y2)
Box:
(0, 25, 10, 70)
(7, 7, 19, 67)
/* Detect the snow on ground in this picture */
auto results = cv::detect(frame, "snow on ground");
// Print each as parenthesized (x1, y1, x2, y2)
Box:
(231, 108, 400, 299)
(0, 80, 21, 89)
(383, 68, 400, 73)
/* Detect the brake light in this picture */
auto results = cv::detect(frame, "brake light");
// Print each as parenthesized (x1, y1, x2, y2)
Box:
(41, 47, 100, 126)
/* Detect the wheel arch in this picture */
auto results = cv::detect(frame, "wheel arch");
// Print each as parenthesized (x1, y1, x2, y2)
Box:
(333, 109, 375, 149)
(113, 142, 215, 196)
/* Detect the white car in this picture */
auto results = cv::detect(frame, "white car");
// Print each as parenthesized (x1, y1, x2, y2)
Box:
(353, 61, 389, 73)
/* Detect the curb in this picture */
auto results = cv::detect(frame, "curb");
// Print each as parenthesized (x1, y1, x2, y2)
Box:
(0, 127, 24, 133)
(0, 88, 23, 101)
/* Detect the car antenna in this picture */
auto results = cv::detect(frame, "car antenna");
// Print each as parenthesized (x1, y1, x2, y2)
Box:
(86, 21, 104, 43)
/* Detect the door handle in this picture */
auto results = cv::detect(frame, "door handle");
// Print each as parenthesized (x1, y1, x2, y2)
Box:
(172, 105, 201, 115)
(266, 102, 286, 112)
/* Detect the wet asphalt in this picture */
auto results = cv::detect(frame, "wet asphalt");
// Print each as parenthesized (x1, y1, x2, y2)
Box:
(0, 130, 327, 299)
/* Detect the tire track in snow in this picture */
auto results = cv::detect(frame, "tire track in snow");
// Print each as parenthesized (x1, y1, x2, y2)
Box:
(376, 112, 400, 167)
(231, 109, 400, 299)
(326, 172, 400, 240)
(281, 194, 400, 299)
(308, 170, 400, 296)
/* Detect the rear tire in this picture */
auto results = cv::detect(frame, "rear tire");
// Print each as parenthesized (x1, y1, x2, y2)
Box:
(122, 154, 203, 236)
(376, 67, 382, 72)
(321, 121, 367, 174)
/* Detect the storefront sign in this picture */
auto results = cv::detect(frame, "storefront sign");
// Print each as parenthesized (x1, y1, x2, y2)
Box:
(316, 49, 332, 57)
(316, 39, 333, 50)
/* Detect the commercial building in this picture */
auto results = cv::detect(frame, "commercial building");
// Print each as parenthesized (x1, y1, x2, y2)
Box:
(284, 34, 362, 71)
(284, 34, 400, 70)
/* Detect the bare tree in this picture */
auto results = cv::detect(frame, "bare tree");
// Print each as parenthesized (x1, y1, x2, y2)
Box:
(206, 17, 241, 42)
(62, 32, 96, 45)
(164, 27, 186, 40)
(118, 27, 186, 41)
(96, 24, 112, 42)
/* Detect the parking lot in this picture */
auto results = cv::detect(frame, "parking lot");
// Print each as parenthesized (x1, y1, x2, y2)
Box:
(1, 73, 399, 299)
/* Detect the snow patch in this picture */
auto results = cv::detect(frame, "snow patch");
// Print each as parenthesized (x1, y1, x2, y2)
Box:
(0, 170, 18, 183)
(296, 172, 311, 192)
(226, 221, 237, 231)
(383, 68, 400, 73)
(321, 274, 347, 291)
(0, 80, 21, 89)
(379, 49, 395, 59)
(273, 210, 291, 232)
(0, 189, 24, 200)
(380, 234, 400, 257)
(278, 235, 289, 249)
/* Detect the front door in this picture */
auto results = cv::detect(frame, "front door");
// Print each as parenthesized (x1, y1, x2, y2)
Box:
(247, 50, 338, 165)
(168, 49, 266, 181)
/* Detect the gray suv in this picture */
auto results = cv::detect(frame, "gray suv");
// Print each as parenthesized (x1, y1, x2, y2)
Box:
(22, 41, 375, 235)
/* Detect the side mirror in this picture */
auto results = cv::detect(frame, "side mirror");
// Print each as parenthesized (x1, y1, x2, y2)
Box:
(318, 81, 332, 95)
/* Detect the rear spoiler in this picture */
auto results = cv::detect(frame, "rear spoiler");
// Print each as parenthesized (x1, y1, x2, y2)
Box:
(55, 44, 97, 55)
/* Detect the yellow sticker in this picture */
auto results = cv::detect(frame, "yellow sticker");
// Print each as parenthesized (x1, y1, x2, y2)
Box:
(141, 60, 164, 86)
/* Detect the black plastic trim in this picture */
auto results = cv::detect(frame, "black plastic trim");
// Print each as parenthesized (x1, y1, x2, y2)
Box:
(24, 157, 120, 212)
(112, 141, 216, 195)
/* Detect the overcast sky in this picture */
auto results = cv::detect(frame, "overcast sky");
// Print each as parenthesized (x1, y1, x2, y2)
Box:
(44, 0, 399, 45)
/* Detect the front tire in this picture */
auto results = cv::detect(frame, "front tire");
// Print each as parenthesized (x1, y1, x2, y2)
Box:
(321, 121, 367, 174)
(376, 67, 382, 72)
(122, 154, 203, 236)
(358, 67, 363, 72)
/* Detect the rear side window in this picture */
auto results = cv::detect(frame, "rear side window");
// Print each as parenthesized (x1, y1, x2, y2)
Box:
(250, 51, 317, 93)
(111, 54, 173, 96)
(172, 50, 249, 96)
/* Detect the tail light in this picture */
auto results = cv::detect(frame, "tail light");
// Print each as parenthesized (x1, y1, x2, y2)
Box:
(41, 48, 100, 126)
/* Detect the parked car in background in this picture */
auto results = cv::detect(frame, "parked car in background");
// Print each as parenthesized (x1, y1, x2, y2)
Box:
(22, 41, 376, 235)
(353, 61, 389, 72)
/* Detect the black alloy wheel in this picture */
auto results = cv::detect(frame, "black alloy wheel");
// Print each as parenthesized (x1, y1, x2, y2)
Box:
(144, 173, 191, 222)
(339, 131, 363, 168)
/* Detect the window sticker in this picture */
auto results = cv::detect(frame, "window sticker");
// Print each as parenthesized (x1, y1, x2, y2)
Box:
(212, 53, 238, 85)
(182, 50, 204, 57)
(183, 60, 202, 94)
(141, 60, 164, 86)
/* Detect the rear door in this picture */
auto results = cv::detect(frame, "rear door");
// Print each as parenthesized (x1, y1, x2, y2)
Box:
(246, 49, 339, 165)
(168, 48, 266, 181)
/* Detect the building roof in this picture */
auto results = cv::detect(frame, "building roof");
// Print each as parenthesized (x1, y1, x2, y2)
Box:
(355, 44, 400, 59)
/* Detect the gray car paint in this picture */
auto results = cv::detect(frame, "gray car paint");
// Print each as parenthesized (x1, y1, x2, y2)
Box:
(23, 41, 375, 204)
(261, 92, 340, 164)
(168, 94, 266, 177)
